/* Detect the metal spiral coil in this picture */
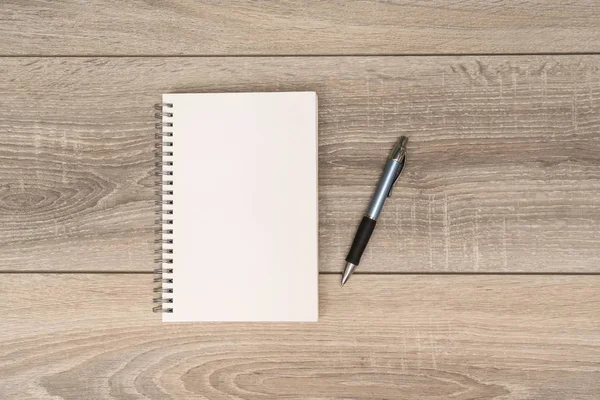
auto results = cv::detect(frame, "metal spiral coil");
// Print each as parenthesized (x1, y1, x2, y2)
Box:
(153, 102, 174, 313)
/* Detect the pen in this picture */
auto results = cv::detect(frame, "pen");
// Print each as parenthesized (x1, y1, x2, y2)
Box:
(341, 136, 408, 287)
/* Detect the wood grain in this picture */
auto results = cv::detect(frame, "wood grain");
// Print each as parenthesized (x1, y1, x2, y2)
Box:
(2, 1, 600, 55)
(1, 273, 598, 399)
(1, 56, 599, 273)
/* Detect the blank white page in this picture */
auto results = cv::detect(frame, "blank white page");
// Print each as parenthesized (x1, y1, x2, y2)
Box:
(161, 92, 318, 322)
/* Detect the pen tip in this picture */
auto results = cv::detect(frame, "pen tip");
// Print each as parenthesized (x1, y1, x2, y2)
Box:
(341, 262, 356, 288)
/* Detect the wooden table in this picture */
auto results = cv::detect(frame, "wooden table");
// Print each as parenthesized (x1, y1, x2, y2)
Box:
(1, 2, 599, 399)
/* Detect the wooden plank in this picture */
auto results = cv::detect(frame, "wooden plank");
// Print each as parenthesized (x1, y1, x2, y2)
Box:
(2, 1, 600, 56)
(1, 274, 598, 399)
(1, 56, 599, 273)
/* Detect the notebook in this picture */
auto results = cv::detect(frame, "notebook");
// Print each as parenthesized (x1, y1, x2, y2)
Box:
(154, 92, 319, 322)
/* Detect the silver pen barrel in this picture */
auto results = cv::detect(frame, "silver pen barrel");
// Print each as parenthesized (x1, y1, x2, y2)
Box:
(365, 136, 408, 219)
(365, 159, 403, 220)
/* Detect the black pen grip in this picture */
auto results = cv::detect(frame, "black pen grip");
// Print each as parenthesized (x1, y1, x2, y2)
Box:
(345, 216, 377, 266)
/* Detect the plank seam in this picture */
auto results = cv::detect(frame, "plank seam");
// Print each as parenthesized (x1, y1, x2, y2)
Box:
(1, 52, 600, 58)
(0, 271, 598, 275)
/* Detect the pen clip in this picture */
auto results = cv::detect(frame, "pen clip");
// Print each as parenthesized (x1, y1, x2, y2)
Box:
(387, 156, 406, 197)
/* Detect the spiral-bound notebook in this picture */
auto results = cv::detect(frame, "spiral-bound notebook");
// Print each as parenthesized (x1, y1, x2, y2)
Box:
(154, 92, 319, 322)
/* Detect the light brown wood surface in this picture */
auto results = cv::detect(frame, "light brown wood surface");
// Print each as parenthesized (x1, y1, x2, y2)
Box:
(1, 56, 599, 273)
(2, 1, 600, 55)
(3, 2, 600, 398)
(1, 274, 599, 399)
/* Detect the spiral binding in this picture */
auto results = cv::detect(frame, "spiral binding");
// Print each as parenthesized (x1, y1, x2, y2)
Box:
(153, 102, 174, 313)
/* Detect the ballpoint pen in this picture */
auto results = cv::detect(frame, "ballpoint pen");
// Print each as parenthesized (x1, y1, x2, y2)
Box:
(341, 136, 408, 286)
